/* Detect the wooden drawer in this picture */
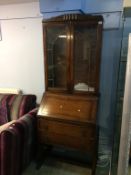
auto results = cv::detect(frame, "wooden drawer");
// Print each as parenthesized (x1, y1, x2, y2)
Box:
(38, 118, 97, 152)
(38, 92, 98, 122)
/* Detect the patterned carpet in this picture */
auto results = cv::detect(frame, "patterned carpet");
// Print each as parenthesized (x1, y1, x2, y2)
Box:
(23, 157, 91, 175)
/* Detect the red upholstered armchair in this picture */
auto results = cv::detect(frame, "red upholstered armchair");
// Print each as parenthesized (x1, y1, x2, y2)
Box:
(0, 94, 38, 175)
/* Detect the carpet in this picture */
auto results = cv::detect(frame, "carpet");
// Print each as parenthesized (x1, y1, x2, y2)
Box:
(23, 157, 91, 175)
(128, 164, 131, 175)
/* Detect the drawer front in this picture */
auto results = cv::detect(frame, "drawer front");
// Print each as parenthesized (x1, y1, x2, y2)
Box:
(38, 94, 98, 122)
(38, 118, 97, 152)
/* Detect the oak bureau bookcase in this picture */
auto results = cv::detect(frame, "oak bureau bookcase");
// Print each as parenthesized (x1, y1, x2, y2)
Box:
(37, 14, 103, 175)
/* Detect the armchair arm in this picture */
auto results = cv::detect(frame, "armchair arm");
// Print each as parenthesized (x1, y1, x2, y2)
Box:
(0, 108, 38, 175)
(0, 121, 21, 175)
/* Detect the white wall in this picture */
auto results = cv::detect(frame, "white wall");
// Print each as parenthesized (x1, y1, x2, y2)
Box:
(0, 2, 44, 103)
(123, 0, 131, 8)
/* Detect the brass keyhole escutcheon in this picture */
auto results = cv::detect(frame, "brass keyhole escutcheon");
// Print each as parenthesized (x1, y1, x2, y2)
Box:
(60, 105, 63, 109)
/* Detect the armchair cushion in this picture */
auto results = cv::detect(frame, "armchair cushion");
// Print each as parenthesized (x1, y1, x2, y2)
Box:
(0, 95, 13, 125)
(0, 107, 8, 125)
(0, 94, 36, 125)
(9, 95, 36, 120)
(0, 94, 15, 125)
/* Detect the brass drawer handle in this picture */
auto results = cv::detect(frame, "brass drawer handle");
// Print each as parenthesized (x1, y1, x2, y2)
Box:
(77, 109, 81, 112)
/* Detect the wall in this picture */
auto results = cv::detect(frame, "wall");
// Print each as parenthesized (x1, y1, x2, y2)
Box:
(123, 0, 131, 7)
(0, 2, 44, 103)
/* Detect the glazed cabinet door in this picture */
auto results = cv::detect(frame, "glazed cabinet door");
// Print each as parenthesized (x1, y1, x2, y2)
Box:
(43, 23, 70, 92)
(72, 21, 103, 94)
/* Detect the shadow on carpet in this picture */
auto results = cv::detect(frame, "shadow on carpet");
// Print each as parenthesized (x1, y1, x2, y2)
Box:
(23, 157, 91, 175)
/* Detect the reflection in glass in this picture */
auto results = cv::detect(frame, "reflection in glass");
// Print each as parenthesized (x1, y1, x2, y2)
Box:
(74, 26, 97, 92)
(46, 26, 67, 89)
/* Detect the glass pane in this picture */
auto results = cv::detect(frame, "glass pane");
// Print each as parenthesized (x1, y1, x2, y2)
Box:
(74, 25, 97, 92)
(46, 26, 67, 89)
(111, 17, 131, 175)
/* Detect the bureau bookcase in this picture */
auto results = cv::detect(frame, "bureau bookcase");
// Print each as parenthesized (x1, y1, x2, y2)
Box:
(37, 14, 103, 175)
